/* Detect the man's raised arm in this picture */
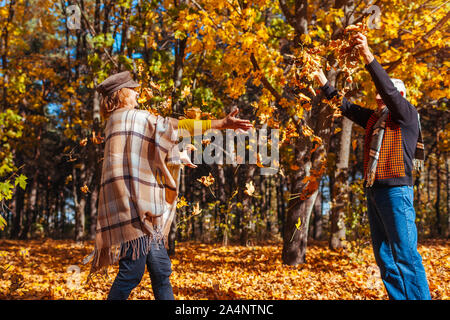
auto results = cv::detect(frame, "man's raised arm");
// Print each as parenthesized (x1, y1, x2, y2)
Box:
(354, 32, 417, 125)
(313, 68, 374, 128)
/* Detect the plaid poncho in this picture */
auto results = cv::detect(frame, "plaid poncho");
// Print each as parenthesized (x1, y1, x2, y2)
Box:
(84, 108, 182, 274)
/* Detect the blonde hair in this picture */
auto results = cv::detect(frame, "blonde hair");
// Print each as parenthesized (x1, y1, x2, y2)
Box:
(100, 87, 136, 120)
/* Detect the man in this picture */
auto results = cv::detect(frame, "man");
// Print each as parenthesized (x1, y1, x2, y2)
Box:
(313, 33, 431, 300)
(85, 71, 252, 300)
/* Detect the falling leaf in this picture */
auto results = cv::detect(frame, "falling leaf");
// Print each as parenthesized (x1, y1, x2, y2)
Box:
(80, 185, 89, 193)
(184, 107, 202, 120)
(352, 139, 358, 151)
(202, 139, 211, 146)
(149, 81, 161, 91)
(298, 92, 311, 102)
(79, 138, 88, 147)
(197, 173, 215, 187)
(138, 88, 154, 104)
(65, 175, 72, 185)
(181, 86, 191, 99)
(177, 196, 188, 209)
(256, 153, 266, 168)
(91, 131, 104, 145)
(295, 217, 302, 230)
(302, 125, 314, 137)
(192, 202, 202, 216)
(244, 181, 255, 196)
(0, 215, 6, 231)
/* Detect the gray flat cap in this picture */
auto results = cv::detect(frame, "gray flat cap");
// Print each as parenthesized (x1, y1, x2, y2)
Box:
(96, 71, 140, 96)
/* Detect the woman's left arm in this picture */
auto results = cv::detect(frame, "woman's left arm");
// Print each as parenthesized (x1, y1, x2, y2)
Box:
(177, 108, 253, 137)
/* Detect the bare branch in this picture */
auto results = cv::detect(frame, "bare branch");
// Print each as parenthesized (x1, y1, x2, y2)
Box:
(279, 0, 296, 28)
(423, 10, 450, 41)
(74, 0, 119, 69)
(250, 53, 283, 102)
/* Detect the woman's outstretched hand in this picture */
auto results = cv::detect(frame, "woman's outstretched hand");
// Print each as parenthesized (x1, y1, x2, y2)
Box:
(214, 108, 253, 131)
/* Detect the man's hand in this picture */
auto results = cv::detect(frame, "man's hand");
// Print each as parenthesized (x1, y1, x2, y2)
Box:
(353, 32, 374, 65)
(311, 68, 328, 87)
(213, 108, 253, 131)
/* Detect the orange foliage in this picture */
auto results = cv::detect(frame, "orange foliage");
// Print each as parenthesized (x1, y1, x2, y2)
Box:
(0, 239, 448, 300)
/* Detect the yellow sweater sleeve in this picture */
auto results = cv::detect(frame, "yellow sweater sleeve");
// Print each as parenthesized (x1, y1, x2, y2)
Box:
(178, 119, 211, 136)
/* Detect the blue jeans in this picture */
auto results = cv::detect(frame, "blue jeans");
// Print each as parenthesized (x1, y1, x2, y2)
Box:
(366, 186, 431, 300)
(107, 240, 174, 300)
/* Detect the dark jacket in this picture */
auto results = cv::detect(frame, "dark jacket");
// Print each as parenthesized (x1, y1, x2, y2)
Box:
(320, 58, 419, 187)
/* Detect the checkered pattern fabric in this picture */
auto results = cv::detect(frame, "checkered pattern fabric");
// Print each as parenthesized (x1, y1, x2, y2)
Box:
(85, 109, 182, 275)
(364, 112, 405, 181)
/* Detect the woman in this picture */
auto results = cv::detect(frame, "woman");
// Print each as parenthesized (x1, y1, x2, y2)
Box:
(87, 71, 252, 300)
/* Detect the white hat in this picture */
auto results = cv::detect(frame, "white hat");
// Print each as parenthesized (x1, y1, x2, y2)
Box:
(391, 78, 407, 98)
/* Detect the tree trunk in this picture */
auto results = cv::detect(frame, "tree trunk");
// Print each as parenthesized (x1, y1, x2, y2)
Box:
(268, 176, 278, 238)
(87, 89, 101, 240)
(11, 179, 24, 238)
(171, 36, 187, 115)
(20, 131, 41, 239)
(277, 176, 286, 238)
(73, 166, 86, 241)
(446, 153, 450, 237)
(168, 166, 184, 255)
(282, 182, 319, 265)
(282, 95, 334, 264)
(329, 117, 352, 249)
(20, 175, 38, 240)
(282, 138, 316, 265)
(312, 190, 323, 240)
(88, 185, 99, 240)
(240, 166, 256, 245)
(435, 154, 442, 236)
(59, 190, 66, 238)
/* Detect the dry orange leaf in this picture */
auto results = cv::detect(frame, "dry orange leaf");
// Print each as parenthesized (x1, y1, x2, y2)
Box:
(192, 202, 202, 216)
(79, 138, 88, 147)
(197, 173, 215, 187)
(244, 181, 255, 196)
(91, 131, 104, 145)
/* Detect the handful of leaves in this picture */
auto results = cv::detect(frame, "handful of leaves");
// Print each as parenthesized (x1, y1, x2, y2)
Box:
(287, 46, 326, 100)
(328, 21, 369, 86)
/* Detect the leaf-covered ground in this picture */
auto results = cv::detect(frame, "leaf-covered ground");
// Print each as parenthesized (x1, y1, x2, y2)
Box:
(0, 239, 448, 300)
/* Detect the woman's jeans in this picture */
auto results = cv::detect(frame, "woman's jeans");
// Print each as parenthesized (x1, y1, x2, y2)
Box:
(107, 240, 174, 300)
(366, 186, 431, 300)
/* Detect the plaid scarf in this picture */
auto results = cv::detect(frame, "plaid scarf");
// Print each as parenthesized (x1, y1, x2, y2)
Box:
(364, 108, 424, 187)
(83, 109, 182, 275)
(414, 114, 425, 171)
